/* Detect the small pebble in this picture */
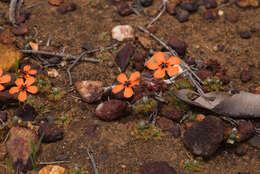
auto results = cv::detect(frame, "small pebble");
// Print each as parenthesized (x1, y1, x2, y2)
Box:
(12, 24, 28, 35)
(166, 2, 177, 15)
(57, 2, 77, 14)
(235, 145, 247, 156)
(239, 31, 251, 39)
(225, 11, 239, 23)
(112, 25, 134, 41)
(140, 0, 154, 7)
(204, 0, 218, 9)
(203, 9, 217, 20)
(118, 2, 133, 17)
(218, 10, 224, 16)
(82, 43, 93, 51)
(175, 8, 189, 22)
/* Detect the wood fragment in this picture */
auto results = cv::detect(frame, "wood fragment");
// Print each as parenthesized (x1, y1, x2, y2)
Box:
(9, 0, 18, 24)
(87, 148, 99, 174)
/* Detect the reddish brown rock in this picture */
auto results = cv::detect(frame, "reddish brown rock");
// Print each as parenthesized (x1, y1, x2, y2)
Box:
(167, 36, 187, 56)
(12, 24, 28, 35)
(225, 11, 239, 23)
(139, 161, 177, 174)
(6, 127, 38, 172)
(197, 69, 213, 81)
(203, 9, 217, 20)
(15, 104, 37, 121)
(237, 121, 255, 142)
(184, 116, 224, 157)
(235, 0, 250, 8)
(160, 105, 183, 121)
(204, 0, 218, 9)
(39, 123, 64, 143)
(156, 117, 174, 130)
(57, 2, 77, 14)
(48, 0, 64, 6)
(0, 111, 7, 122)
(240, 70, 252, 82)
(115, 43, 136, 71)
(166, 2, 177, 15)
(95, 100, 130, 121)
(118, 2, 133, 16)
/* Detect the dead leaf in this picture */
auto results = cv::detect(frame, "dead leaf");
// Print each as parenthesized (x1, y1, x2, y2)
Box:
(29, 42, 39, 51)
(0, 43, 22, 71)
(173, 89, 260, 118)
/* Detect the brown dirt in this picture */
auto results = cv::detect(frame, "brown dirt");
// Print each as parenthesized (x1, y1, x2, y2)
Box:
(0, 0, 260, 173)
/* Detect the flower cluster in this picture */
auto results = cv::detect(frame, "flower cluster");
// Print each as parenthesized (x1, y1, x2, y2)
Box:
(0, 69, 11, 91)
(9, 65, 38, 102)
(112, 52, 181, 98)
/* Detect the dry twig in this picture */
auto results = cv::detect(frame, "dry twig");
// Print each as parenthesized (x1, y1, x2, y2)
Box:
(38, 161, 70, 165)
(148, 0, 167, 27)
(17, 0, 24, 17)
(87, 148, 99, 174)
(9, 0, 18, 24)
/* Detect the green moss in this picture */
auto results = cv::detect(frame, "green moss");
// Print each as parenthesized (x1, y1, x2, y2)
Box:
(164, 92, 189, 111)
(183, 112, 197, 123)
(171, 79, 193, 91)
(48, 87, 65, 101)
(35, 75, 52, 94)
(181, 159, 202, 172)
(203, 76, 224, 92)
(133, 97, 157, 116)
(131, 120, 162, 140)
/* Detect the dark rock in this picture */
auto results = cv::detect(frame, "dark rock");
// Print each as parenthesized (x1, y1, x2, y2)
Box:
(180, 1, 199, 12)
(235, 145, 247, 156)
(237, 121, 254, 142)
(39, 123, 64, 143)
(171, 124, 181, 138)
(135, 61, 145, 71)
(157, 117, 174, 130)
(47, 57, 61, 64)
(204, 0, 218, 9)
(240, 70, 252, 83)
(75, 80, 103, 103)
(217, 44, 225, 51)
(85, 124, 98, 137)
(95, 99, 130, 121)
(134, 54, 145, 71)
(6, 126, 38, 172)
(235, 0, 250, 8)
(140, 161, 177, 174)
(222, 0, 229, 3)
(82, 43, 93, 51)
(0, 90, 17, 104)
(239, 31, 251, 39)
(249, 135, 260, 149)
(166, 2, 177, 15)
(206, 59, 221, 74)
(115, 43, 136, 71)
(0, 111, 7, 122)
(219, 75, 230, 85)
(202, 9, 217, 20)
(57, 2, 77, 14)
(15, 104, 37, 121)
(16, 11, 30, 24)
(118, 2, 133, 16)
(225, 11, 239, 23)
(12, 24, 28, 35)
(140, 0, 154, 7)
(175, 8, 189, 22)
(161, 105, 183, 121)
(197, 69, 213, 81)
(184, 116, 224, 157)
(167, 36, 187, 57)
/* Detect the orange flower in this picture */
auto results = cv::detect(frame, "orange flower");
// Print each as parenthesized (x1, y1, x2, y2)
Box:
(9, 77, 38, 102)
(146, 52, 181, 79)
(18, 65, 37, 79)
(112, 72, 140, 98)
(0, 68, 11, 91)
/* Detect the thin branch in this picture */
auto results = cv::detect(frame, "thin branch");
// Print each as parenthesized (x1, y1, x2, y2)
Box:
(87, 148, 99, 174)
(21, 50, 99, 63)
(9, 0, 18, 24)
(67, 51, 87, 86)
(38, 161, 70, 165)
(148, 0, 167, 27)
(25, 2, 44, 10)
(17, 0, 24, 17)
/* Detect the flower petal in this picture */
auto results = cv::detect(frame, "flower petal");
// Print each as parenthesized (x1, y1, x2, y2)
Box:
(129, 72, 140, 81)
(25, 77, 35, 86)
(152, 52, 165, 63)
(0, 74, 11, 84)
(28, 69, 37, 75)
(112, 84, 124, 94)
(146, 61, 158, 70)
(124, 87, 134, 98)
(130, 80, 140, 87)
(167, 66, 179, 77)
(168, 56, 181, 65)
(15, 78, 24, 87)
(154, 69, 166, 79)
(23, 65, 31, 72)
(0, 84, 4, 91)
(117, 73, 128, 83)
(9, 87, 19, 94)
(18, 91, 27, 102)
(0, 68, 2, 76)
(27, 86, 38, 94)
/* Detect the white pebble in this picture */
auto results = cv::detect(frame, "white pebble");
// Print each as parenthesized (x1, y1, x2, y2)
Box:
(112, 25, 134, 42)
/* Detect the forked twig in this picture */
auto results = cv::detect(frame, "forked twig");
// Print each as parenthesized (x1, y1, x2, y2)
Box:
(87, 148, 99, 174)
(148, 0, 167, 27)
